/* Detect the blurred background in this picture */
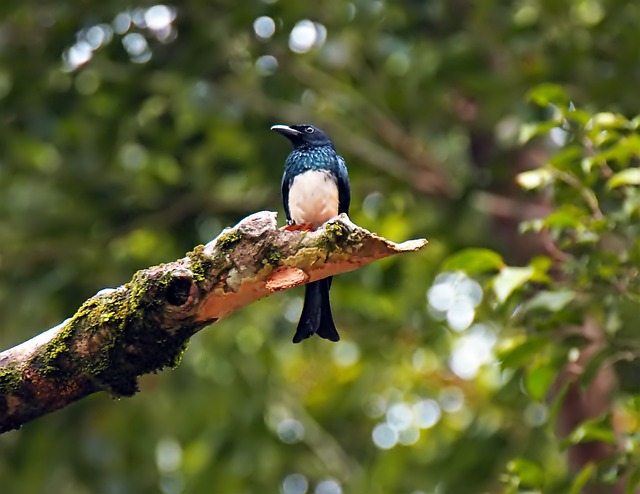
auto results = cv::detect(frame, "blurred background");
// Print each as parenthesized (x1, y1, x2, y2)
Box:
(1, 1, 639, 493)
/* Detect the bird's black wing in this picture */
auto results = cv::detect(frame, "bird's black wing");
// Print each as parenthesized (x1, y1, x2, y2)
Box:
(335, 154, 351, 215)
(281, 165, 293, 223)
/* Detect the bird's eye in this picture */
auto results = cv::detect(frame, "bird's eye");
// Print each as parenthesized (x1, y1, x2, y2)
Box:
(304, 126, 315, 133)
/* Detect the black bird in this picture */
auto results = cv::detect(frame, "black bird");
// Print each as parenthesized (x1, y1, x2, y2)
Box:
(271, 124, 351, 343)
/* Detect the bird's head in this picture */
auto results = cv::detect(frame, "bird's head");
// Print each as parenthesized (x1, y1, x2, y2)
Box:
(270, 124, 333, 148)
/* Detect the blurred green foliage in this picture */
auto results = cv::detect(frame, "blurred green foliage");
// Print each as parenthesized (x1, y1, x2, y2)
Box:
(1, 1, 639, 493)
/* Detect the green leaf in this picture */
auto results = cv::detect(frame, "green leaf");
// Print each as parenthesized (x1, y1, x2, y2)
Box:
(608, 168, 640, 189)
(527, 83, 568, 107)
(521, 290, 576, 313)
(497, 337, 549, 369)
(516, 168, 553, 190)
(575, 230, 600, 244)
(517, 121, 558, 145)
(548, 146, 583, 169)
(581, 156, 596, 174)
(566, 108, 593, 126)
(525, 362, 556, 400)
(507, 458, 545, 488)
(442, 248, 504, 274)
(547, 381, 570, 425)
(626, 468, 640, 494)
(529, 256, 553, 283)
(493, 266, 534, 302)
(542, 207, 583, 229)
(566, 416, 617, 445)
(593, 136, 640, 164)
(519, 218, 545, 234)
(623, 194, 640, 217)
(569, 463, 595, 494)
(590, 112, 628, 130)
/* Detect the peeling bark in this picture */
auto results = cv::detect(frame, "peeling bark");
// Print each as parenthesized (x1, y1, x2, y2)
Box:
(0, 212, 427, 433)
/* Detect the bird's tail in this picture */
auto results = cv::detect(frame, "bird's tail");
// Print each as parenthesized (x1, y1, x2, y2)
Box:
(292, 277, 340, 343)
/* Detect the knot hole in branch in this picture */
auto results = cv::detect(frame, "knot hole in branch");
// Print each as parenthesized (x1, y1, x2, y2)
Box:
(166, 276, 195, 307)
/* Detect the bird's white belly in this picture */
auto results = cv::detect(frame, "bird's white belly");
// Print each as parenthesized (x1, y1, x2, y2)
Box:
(288, 170, 339, 228)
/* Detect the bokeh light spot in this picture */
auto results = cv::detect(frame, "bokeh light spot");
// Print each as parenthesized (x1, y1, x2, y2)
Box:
(427, 282, 455, 312)
(282, 473, 309, 494)
(284, 298, 304, 323)
(254, 16, 276, 39)
(113, 12, 132, 34)
(255, 55, 279, 76)
(119, 142, 148, 170)
(398, 427, 420, 446)
(372, 422, 398, 449)
(446, 298, 475, 332)
(550, 126, 569, 146)
(156, 438, 182, 474)
(449, 324, 496, 380)
(144, 5, 176, 31)
(123, 32, 151, 62)
(277, 418, 305, 444)
(332, 341, 360, 367)
(524, 402, 549, 427)
(85, 24, 112, 49)
(362, 394, 387, 418)
(386, 402, 413, 432)
(412, 399, 441, 429)
(439, 387, 464, 413)
(315, 479, 342, 494)
(64, 41, 93, 71)
(572, 0, 604, 25)
(362, 191, 384, 219)
(289, 20, 319, 53)
(427, 272, 483, 332)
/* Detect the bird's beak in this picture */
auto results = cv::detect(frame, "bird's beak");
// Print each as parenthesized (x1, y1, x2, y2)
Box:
(270, 124, 302, 136)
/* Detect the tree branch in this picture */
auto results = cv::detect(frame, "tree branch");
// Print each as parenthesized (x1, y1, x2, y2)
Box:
(0, 212, 427, 433)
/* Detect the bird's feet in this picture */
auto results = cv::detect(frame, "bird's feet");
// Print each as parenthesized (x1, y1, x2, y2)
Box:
(281, 222, 314, 232)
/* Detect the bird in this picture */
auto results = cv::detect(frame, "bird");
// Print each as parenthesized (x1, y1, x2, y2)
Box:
(271, 124, 351, 343)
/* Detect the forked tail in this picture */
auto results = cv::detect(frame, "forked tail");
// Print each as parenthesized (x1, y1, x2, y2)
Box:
(292, 277, 340, 343)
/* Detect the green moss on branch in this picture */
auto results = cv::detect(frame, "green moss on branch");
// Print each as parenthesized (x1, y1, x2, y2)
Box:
(0, 366, 20, 396)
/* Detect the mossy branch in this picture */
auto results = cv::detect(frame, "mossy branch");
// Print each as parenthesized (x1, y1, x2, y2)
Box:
(0, 212, 427, 433)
